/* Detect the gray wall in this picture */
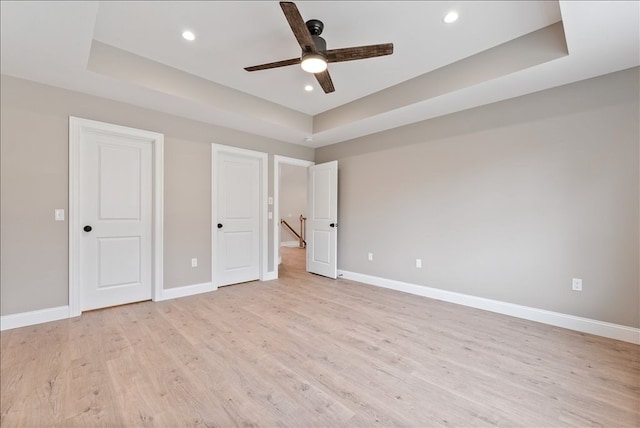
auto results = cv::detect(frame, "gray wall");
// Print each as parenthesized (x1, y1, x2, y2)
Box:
(317, 67, 640, 328)
(279, 164, 307, 244)
(164, 138, 211, 288)
(2, 68, 638, 329)
(0, 75, 313, 316)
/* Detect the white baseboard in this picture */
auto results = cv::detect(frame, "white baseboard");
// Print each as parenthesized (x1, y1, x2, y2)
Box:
(338, 270, 640, 345)
(0, 277, 265, 330)
(0, 305, 70, 331)
(158, 282, 215, 301)
(1, 282, 217, 330)
(280, 241, 301, 248)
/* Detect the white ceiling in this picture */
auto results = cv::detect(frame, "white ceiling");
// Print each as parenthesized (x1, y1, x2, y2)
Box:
(1, 1, 638, 148)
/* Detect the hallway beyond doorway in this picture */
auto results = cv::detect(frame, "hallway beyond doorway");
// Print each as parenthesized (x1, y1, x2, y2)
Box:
(279, 246, 306, 274)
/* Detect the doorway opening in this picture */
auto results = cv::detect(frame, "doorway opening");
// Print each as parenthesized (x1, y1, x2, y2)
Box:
(274, 156, 313, 276)
(274, 156, 338, 280)
(279, 163, 307, 272)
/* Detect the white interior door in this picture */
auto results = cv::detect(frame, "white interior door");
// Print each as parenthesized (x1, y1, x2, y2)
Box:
(307, 161, 338, 279)
(80, 130, 153, 311)
(215, 151, 261, 286)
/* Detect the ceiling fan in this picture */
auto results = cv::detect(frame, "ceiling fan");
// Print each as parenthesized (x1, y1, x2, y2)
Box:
(244, 1, 394, 94)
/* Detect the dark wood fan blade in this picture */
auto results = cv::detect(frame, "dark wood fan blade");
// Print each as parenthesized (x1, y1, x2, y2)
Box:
(245, 58, 301, 72)
(314, 69, 335, 93)
(280, 2, 316, 53)
(326, 43, 394, 63)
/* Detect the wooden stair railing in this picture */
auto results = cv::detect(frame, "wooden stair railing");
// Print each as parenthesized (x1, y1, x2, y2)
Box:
(281, 215, 307, 248)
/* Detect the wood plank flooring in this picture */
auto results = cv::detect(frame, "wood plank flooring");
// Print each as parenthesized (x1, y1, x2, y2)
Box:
(1, 247, 639, 427)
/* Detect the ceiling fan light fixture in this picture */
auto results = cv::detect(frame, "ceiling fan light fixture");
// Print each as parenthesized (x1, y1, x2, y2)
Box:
(244, 1, 393, 93)
(301, 53, 328, 73)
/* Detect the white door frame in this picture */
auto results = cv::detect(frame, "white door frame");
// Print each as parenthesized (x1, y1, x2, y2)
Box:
(273, 155, 314, 279)
(69, 117, 164, 317)
(211, 144, 268, 287)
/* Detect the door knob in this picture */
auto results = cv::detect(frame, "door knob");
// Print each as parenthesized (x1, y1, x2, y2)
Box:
(83, 225, 92, 232)
(217, 223, 223, 229)
(330, 223, 337, 228)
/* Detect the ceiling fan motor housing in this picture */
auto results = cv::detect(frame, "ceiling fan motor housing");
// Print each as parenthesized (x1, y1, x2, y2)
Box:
(305, 19, 327, 55)
(310, 35, 327, 53)
(306, 19, 324, 35)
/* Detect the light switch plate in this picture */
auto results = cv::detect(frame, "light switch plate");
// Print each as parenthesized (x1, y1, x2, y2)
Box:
(55, 209, 65, 221)
(572, 278, 582, 291)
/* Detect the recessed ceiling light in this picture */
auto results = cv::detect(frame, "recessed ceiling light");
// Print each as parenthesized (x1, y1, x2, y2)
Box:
(304, 85, 314, 92)
(443, 11, 459, 24)
(182, 30, 196, 41)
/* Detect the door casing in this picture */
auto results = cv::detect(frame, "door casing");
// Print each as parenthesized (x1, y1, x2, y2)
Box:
(69, 117, 164, 317)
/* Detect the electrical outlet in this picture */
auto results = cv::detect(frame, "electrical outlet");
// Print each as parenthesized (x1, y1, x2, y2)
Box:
(572, 278, 582, 291)
(368, 252, 373, 261)
(416, 259, 422, 268)
(191, 258, 198, 268)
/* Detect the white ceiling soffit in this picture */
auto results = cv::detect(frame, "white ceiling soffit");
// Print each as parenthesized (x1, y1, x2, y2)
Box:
(1, 1, 639, 148)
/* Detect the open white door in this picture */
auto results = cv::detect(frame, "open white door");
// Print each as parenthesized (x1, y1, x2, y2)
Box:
(307, 161, 338, 279)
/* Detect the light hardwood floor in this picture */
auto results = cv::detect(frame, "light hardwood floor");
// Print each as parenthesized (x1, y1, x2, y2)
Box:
(1, 247, 639, 427)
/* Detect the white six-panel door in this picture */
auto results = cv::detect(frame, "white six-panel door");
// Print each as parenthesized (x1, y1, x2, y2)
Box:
(215, 150, 261, 286)
(79, 130, 153, 310)
(307, 161, 338, 279)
